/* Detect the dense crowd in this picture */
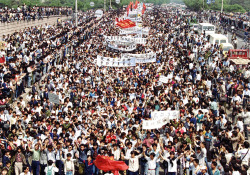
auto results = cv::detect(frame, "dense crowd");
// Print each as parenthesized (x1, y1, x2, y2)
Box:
(0, 5, 72, 23)
(0, 4, 249, 175)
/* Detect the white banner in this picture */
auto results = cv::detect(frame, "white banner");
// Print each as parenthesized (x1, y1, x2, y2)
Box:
(107, 42, 137, 52)
(159, 75, 170, 84)
(120, 27, 150, 35)
(96, 55, 136, 67)
(122, 52, 156, 63)
(142, 110, 179, 129)
(104, 35, 147, 45)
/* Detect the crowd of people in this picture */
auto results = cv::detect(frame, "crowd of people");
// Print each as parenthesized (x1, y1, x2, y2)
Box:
(0, 5, 72, 23)
(0, 3, 249, 175)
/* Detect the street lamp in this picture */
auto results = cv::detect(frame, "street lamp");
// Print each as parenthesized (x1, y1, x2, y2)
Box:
(75, 0, 78, 26)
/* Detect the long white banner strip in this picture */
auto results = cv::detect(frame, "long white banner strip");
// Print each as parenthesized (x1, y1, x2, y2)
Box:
(96, 55, 136, 67)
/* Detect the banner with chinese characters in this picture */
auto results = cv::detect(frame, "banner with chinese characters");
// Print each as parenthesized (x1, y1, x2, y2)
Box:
(142, 110, 179, 129)
(104, 35, 147, 45)
(120, 27, 150, 35)
(96, 55, 136, 67)
(122, 52, 156, 63)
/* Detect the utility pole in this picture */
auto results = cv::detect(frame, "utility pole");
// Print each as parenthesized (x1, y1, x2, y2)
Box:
(221, 0, 223, 13)
(104, 0, 106, 12)
(75, 0, 78, 27)
(110, 0, 112, 9)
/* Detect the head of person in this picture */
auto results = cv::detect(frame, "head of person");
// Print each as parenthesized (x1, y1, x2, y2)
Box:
(170, 151, 175, 159)
(149, 152, 155, 160)
(66, 153, 72, 161)
(48, 160, 53, 166)
(87, 155, 92, 162)
(211, 161, 217, 170)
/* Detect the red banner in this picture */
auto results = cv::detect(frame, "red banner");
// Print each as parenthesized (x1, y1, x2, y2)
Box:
(116, 19, 136, 28)
(94, 155, 128, 173)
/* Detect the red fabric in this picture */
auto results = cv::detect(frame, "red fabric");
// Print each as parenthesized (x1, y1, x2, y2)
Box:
(105, 134, 117, 143)
(94, 155, 128, 172)
(0, 56, 5, 63)
(142, 3, 146, 15)
(127, 5, 130, 16)
(134, 0, 139, 9)
(116, 19, 136, 28)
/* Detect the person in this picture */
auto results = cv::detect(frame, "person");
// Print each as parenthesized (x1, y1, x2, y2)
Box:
(83, 155, 94, 175)
(44, 160, 59, 175)
(14, 146, 27, 175)
(160, 151, 185, 175)
(122, 150, 143, 175)
(206, 161, 220, 175)
(20, 166, 31, 175)
(28, 142, 41, 175)
(236, 141, 250, 166)
(61, 153, 75, 175)
(143, 152, 159, 175)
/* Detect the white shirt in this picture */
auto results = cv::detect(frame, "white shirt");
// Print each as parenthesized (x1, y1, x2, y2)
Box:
(125, 155, 142, 172)
(166, 158, 178, 173)
(20, 172, 31, 175)
(145, 156, 157, 170)
(44, 166, 59, 175)
(112, 149, 120, 161)
(237, 148, 250, 164)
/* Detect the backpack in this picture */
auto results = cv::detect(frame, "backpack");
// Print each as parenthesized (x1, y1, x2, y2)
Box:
(47, 166, 53, 175)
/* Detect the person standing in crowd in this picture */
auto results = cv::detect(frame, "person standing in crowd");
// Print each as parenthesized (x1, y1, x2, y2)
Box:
(44, 160, 59, 175)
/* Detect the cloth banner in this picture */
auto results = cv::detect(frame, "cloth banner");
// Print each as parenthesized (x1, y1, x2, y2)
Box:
(116, 19, 136, 28)
(142, 110, 179, 129)
(94, 155, 128, 175)
(122, 52, 156, 63)
(96, 55, 136, 67)
(159, 75, 171, 84)
(120, 27, 149, 35)
(107, 42, 137, 52)
(104, 35, 147, 45)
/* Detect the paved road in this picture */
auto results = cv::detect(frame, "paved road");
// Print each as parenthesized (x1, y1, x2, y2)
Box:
(0, 16, 70, 39)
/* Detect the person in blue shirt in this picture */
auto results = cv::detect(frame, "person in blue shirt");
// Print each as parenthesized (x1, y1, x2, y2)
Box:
(190, 113, 197, 126)
(204, 128, 212, 161)
(3, 151, 11, 167)
(206, 161, 220, 175)
(84, 155, 94, 175)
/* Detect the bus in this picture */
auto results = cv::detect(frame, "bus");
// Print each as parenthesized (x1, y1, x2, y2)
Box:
(198, 23, 215, 36)
(209, 34, 228, 45)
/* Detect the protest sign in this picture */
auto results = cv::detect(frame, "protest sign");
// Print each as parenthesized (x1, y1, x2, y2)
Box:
(48, 93, 60, 104)
(104, 35, 147, 45)
(107, 41, 137, 52)
(120, 27, 150, 35)
(122, 52, 156, 63)
(159, 75, 170, 84)
(96, 55, 136, 67)
(142, 110, 180, 129)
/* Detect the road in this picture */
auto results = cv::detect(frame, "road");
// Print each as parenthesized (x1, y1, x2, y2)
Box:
(0, 16, 70, 39)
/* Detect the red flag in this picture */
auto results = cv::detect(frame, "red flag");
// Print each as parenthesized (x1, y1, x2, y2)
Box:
(127, 5, 130, 16)
(131, 2, 134, 10)
(134, 0, 139, 9)
(94, 155, 128, 172)
(116, 19, 136, 28)
(142, 3, 146, 15)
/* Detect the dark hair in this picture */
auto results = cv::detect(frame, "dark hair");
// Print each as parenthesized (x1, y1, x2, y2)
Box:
(212, 161, 217, 167)
(244, 141, 249, 148)
(67, 153, 72, 157)
(48, 160, 53, 166)
(150, 153, 155, 157)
